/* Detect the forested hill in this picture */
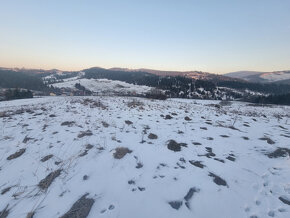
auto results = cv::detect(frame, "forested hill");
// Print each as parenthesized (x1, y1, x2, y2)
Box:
(83, 67, 290, 96)
(0, 69, 48, 91)
(1, 67, 290, 105)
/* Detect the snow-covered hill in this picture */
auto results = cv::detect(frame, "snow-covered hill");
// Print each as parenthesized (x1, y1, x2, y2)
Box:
(51, 78, 152, 95)
(226, 71, 290, 84)
(0, 96, 290, 218)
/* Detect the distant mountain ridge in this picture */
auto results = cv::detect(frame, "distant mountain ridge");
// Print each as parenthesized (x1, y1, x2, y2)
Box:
(107, 67, 241, 82)
(226, 70, 290, 84)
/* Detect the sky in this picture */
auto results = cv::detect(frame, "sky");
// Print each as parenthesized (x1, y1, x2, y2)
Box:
(0, 0, 290, 74)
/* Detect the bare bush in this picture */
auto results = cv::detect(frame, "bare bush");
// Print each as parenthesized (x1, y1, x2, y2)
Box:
(145, 88, 167, 100)
(127, 99, 144, 108)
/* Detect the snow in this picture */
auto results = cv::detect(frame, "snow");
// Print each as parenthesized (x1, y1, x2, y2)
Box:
(260, 71, 290, 82)
(52, 78, 152, 95)
(0, 96, 290, 218)
(227, 71, 290, 83)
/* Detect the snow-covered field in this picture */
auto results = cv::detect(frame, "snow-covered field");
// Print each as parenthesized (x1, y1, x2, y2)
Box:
(52, 78, 152, 95)
(0, 96, 290, 218)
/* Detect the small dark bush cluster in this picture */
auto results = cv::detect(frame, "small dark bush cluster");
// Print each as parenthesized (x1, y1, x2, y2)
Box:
(252, 93, 290, 106)
(145, 88, 167, 100)
(4, 88, 33, 100)
(75, 83, 92, 95)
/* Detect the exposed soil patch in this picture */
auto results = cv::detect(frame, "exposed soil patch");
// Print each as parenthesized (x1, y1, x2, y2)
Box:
(60, 193, 95, 218)
(125, 120, 133, 125)
(128, 179, 135, 185)
(55, 161, 62, 165)
(128, 180, 135, 185)
(267, 148, 290, 158)
(167, 140, 187, 152)
(205, 147, 212, 152)
(78, 130, 93, 138)
(1, 187, 12, 195)
(278, 125, 287, 130)
(189, 160, 205, 169)
(23, 136, 34, 143)
(168, 201, 183, 210)
(279, 196, 290, 205)
(26, 212, 34, 218)
(138, 187, 145, 191)
(259, 137, 275, 145)
(136, 162, 143, 168)
(177, 162, 186, 169)
(41, 154, 53, 162)
(113, 147, 132, 159)
(0, 205, 9, 218)
(165, 115, 173, 120)
(192, 142, 202, 145)
(38, 169, 62, 190)
(184, 187, 199, 201)
(79, 144, 94, 157)
(61, 121, 75, 127)
(42, 124, 48, 131)
(79, 150, 88, 157)
(83, 175, 89, 180)
(226, 155, 236, 162)
(148, 133, 158, 139)
(85, 144, 94, 150)
(208, 172, 228, 187)
(281, 134, 290, 138)
(198, 147, 216, 158)
(102, 121, 109, 128)
(214, 158, 225, 163)
(183, 187, 200, 209)
(7, 148, 26, 160)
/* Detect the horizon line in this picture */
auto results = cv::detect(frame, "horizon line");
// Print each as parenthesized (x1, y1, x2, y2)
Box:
(1, 65, 289, 75)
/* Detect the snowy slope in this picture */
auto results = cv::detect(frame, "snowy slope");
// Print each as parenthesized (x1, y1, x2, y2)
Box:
(260, 71, 290, 82)
(0, 97, 290, 218)
(226, 71, 290, 84)
(52, 78, 152, 95)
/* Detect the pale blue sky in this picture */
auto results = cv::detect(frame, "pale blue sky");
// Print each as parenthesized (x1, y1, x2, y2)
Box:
(0, 0, 289, 73)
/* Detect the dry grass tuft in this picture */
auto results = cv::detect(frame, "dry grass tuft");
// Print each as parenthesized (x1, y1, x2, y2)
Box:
(113, 147, 132, 159)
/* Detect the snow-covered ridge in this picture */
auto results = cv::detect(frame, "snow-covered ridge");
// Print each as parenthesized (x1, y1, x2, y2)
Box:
(226, 71, 290, 83)
(51, 78, 152, 95)
(260, 71, 290, 82)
